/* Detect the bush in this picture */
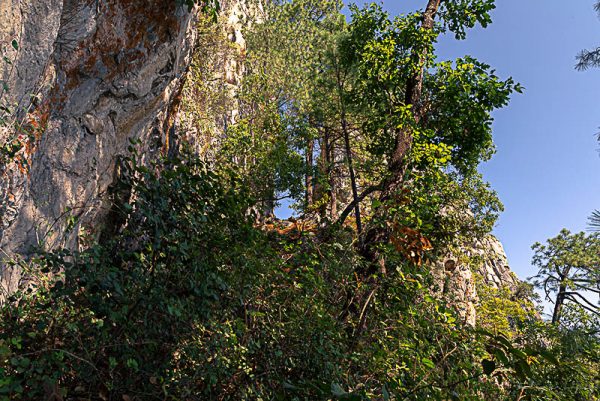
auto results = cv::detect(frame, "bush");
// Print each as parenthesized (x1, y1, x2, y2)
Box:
(1, 150, 597, 400)
(0, 150, 266, 399)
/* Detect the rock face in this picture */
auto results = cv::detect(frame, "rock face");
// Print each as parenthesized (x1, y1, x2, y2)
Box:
(0, 0, 200, 298)
(471, 235, 520, 291)
(179, 0, 261, 160)
(433, 234, 521, 326)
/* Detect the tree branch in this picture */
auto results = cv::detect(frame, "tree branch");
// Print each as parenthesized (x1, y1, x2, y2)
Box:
(335, 183, 383, 227)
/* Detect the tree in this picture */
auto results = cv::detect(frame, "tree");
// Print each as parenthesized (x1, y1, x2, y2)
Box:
(217, 0, 344, 218)
(334, 1, 519, 276)
(590, 209, 600, 232)
(3, 2, 600, 399)
(530, 229, 600, 325)
(576, 1, 600, 70)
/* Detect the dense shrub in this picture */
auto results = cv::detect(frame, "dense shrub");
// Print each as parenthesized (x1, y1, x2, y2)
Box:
(0, 150, 265, 399)
(0, 150, 598, 400)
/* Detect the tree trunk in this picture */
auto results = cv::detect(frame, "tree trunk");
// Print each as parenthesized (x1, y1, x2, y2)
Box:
(358, 0, 443, 276)
(341, 113, 362, 234)
(318, 127, 336, 220)
(552, 268, 571, 325)
(328, 131, 337, 219)
(306, 136, 314, 207)
(336, 69, 362, 234)
(389, 0, 441, 176)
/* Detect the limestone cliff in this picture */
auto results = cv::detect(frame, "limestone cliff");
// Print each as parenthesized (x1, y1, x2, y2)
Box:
(433, 234, 523, 326)
(179, 0, 262, 159)
(0, 0, 199, 297)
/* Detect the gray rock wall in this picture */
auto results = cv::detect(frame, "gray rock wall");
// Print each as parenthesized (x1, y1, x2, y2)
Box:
(0, 0, 199, 298)
(433, 234, 521, 326)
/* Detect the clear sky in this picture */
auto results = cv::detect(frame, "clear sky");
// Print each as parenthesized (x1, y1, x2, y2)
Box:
(343, 0, 600, 280)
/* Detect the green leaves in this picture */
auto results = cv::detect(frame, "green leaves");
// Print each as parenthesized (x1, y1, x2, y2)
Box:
(420, 357, 436, 370)
(2, 2, 598, 400)
(589, 209, 600, 232)
(440, 0, 497, 39)
(0, 150, 265, 399)
(427, 56, 521, 174)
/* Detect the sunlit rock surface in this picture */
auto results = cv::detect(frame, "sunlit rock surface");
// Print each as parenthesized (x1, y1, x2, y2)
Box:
(433, 234, 521, 326)
(0, 0, 200, 298)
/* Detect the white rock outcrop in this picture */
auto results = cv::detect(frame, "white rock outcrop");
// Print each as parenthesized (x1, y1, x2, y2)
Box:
(433, 235, 521, 326)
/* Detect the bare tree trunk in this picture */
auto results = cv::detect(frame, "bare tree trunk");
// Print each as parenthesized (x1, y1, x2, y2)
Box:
(341, 113, 362, 234)
(317, 126, 338, 220)
(318, 128, 335, 220)
(306, 137, 314, 207)
(336, 68, 362, 234)
(328, 132, 337, 219)
(552, 268, 570, 324)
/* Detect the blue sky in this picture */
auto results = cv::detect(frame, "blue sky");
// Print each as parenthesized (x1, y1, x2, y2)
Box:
(344, 0, 600, 280)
